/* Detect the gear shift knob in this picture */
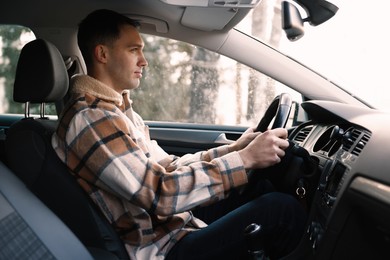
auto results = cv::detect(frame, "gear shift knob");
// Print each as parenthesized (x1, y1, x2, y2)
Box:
(244, 223, 267, 260)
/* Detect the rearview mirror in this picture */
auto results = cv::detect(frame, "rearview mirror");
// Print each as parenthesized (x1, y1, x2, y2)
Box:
(281, 1, 305, 41)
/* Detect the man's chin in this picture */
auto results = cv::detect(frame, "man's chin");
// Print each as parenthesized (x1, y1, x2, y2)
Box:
(128, 80, 140, 90)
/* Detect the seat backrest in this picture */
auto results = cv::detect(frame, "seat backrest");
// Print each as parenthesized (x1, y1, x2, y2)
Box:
(0, 161, 94, 260)
(4, 39, 129, 259)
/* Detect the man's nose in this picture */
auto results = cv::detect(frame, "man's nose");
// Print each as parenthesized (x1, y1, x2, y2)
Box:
(139, 53, 148, 67)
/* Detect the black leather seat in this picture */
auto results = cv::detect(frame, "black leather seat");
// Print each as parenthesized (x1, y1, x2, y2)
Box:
(4, 39, 129, 259)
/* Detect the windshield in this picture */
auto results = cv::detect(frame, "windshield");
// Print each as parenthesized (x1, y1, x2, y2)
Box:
(236, 0, 390, 112)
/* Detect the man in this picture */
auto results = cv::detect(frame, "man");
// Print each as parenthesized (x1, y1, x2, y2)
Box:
(52, 9, 306, 260)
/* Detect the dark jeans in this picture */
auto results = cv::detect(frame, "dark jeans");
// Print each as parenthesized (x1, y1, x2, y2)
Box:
(166, 180, 307, 260)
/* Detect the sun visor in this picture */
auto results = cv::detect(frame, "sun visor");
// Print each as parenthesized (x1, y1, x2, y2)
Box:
(159, 0, 261, 8)
(160, 0, 261, 31)
(181, 7, 237, 31)
(127, 15, 169, 33)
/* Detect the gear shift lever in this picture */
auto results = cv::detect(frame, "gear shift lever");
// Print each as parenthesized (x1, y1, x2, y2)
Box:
(244, 223, 267, 260)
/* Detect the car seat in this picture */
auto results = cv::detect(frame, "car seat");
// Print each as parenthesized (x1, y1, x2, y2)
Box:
(4, 39, 130, 259)
(0, 161, 94, 260)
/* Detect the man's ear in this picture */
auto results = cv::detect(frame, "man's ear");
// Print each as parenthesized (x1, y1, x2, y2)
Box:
(94, 45, 109, 64)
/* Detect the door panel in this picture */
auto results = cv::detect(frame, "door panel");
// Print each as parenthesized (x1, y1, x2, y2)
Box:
(146, 121, 247, 156)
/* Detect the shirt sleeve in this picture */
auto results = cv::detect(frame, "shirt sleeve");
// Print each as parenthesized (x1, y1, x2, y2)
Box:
(65, 108, 248, 216)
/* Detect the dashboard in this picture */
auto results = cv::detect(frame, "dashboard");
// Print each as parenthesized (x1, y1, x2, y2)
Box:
(287, 100, 390, 260)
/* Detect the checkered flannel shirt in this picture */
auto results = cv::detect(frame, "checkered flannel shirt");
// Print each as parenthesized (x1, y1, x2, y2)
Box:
(52, 75, 248, 259)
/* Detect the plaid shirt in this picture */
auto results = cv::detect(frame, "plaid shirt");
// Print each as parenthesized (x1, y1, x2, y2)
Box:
(52, 75, 248, 259)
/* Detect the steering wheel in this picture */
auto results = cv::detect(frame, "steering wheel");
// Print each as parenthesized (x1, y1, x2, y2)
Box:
(255, 93, 293, 132)
(248, 93, 294, 195)
(251, 93, 319, 208)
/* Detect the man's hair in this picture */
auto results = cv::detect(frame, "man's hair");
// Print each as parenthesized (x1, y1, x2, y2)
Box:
(78, 9, 140, 68)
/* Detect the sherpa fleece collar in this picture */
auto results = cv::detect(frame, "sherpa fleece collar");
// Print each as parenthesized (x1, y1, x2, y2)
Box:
(71, 75, 130, 106)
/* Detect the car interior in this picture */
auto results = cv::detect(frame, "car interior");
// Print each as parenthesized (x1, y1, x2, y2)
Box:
(1, 0, 390, 259)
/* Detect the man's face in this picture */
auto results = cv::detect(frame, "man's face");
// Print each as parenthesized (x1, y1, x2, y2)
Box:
(105, 24, 148, 93)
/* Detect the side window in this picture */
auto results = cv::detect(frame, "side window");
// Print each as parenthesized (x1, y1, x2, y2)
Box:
(0, 25, 56, 116)
(133, 34, 301, 128)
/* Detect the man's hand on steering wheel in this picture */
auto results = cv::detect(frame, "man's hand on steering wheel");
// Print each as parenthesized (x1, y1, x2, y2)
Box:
(229, 93, 293, 170)
(238, 128, 289, 169)
(230, 93, 293, 153)
(228, 127, 259, 152)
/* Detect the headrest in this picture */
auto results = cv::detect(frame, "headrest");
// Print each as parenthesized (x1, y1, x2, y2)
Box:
(13, 39, 69, 103)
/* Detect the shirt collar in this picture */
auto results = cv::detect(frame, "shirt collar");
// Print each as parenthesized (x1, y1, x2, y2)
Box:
(71, 75, 130, 107)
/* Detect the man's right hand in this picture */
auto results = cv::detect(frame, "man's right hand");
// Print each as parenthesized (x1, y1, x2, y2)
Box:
(238, 128, 289, 170)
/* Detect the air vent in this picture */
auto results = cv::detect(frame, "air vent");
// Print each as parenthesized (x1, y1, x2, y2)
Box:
(343, 128, 371, 156)
(293, 125, 313, 144)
